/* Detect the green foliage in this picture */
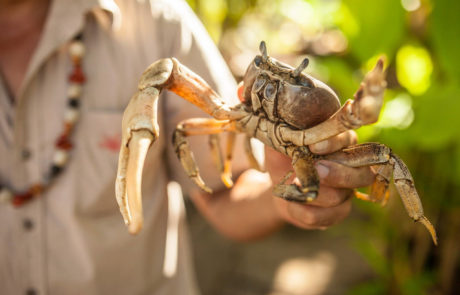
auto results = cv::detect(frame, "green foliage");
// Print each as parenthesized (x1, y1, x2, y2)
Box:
(338, 0, 406, 61)
(431, 0, 460, 81)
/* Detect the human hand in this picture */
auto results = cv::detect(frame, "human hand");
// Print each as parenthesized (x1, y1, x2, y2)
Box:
(266, 130, 375, 230)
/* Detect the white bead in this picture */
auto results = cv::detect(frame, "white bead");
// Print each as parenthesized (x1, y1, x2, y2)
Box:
(64, 108, 79, 124)
(0, 188, 13, 203)
(53, 149, 69, 167)
(68, 84, 82, 98)
(69, 41, 85, 57)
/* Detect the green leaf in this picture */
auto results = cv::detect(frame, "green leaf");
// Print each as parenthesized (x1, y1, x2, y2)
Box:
(338, 0, 406, 61)
(347, 280, 386, 295)
(408, 83, 460, 150)
(430, 0, 460, 80)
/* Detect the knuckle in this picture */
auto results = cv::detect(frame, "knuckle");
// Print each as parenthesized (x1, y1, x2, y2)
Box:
(329, 191, 346, 207)
(348, 131, 358, 145)
(342, 172, 353, 186)
(327, 165, 353, 187)
(289, 203, 318, 226)
(302, 209, 318, 226)
(317, 187, 344, 207)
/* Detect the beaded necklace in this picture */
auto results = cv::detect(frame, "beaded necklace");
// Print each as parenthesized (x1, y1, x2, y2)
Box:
(0, 34, 86, 207)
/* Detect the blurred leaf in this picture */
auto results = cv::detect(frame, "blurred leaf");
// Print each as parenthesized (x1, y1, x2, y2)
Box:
(319, 57, 359, 100)
(401, 271, 435, 295)
(430, 0, 460, 80)
(454, 142, 460, 185)
(338, 0, 406, 61)
(353, 238, 390, 278)
(347, 280, 386, 295)
(378, 93, 414, 129)
(408, 83, 460, 150)
(396, 44, 433, 95)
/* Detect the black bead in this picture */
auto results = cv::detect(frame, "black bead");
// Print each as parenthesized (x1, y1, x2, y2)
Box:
(21, 149, 32, 160)
(68, 98, 80, 108)
(75, 33, 83, 41)
(50, 165, 63, 177)
(23, 218, 34, 231)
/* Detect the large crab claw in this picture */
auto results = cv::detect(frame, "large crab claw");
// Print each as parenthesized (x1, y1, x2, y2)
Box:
(115, 61, 167, 234)
(116, 58, 245, 234)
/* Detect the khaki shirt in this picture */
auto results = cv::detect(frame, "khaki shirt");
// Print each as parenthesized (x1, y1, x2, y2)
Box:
(0, 0, 242, 294)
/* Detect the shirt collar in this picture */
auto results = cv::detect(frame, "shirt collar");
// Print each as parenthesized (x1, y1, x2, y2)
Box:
(19, 0, 119, 101)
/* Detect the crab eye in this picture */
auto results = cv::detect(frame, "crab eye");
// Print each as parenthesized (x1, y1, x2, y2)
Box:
(254, 56, 262, 67)
(264, 82, 277, 100)
(298, 76, 313, 88)
(252, 75, 266, 92)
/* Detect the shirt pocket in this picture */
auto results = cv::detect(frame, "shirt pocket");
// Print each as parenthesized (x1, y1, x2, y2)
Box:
(74, 110, 123, 214)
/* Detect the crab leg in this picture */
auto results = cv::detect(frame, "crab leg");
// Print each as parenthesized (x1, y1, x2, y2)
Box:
(173, 118, 237, 193)
(273, 149, 319, 203)
(244, 136, 264, 172)
(391, 155, 438, 245)
(209, 132, 237, 188)
(223, 132, 236, 187)
(355, 164, 392, 206)
(278, 58, 387, 147)
(323, 143, 437, 245)
(116, 58, 245, 234)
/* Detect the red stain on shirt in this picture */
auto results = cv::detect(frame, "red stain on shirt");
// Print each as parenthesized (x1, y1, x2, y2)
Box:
(99, 134, 121, 152)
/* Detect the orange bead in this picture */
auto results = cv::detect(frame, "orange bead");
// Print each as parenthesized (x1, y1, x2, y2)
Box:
(69, 66, 85, 83)
(56, 135, 73, 150)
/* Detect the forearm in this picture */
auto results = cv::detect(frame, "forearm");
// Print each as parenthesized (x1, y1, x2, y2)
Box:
(190, 170, 285, 242)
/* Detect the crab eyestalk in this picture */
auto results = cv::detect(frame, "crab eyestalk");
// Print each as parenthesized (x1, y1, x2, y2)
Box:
(292, 58, 309, 77)
(259, 41, 268, 62)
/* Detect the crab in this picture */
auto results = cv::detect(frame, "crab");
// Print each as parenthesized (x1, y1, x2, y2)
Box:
(115, 41, 437, 245)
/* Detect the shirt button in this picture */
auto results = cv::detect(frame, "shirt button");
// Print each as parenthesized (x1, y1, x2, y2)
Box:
(21, 149, 32, 161)
(23, 218, 34, 231)
(26, 288, 37, 295)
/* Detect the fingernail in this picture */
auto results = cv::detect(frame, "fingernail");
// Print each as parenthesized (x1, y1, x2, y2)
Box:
(316, 162, 329, 179)
(310, 140, 328, 153)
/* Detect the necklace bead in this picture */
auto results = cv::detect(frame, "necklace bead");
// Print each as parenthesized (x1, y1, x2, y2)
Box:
(0, 188, 13, 203)
(1, 35, 86, 207)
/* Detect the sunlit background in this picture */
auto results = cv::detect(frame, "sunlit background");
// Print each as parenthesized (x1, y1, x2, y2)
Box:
(184, 0, 460, 294)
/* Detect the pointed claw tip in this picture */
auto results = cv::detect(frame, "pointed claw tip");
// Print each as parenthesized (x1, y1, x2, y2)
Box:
(305, 191, 318, 202)
(128, 222, 143, 235)
(419, 216, 438, 246)
(375, 57, 385, 71)
(221, 175, 234, 188)
(193, 176, 213, 194)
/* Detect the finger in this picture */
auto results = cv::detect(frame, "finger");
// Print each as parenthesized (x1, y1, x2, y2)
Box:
(315, 160, 375, 188)
(309, 130, 358, 155)
(264, 146, 292, 183)
(274, 197, 352, 229)
(237, 81, 245, 102)
(309, 186, 353, 208)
